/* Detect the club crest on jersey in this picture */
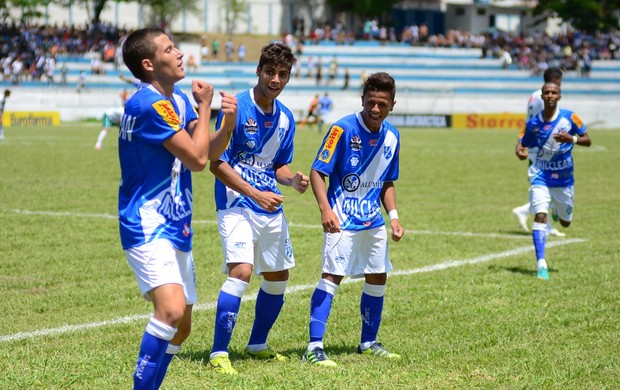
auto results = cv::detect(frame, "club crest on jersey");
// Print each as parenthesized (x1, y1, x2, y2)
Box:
(348, 155, 360, 167)
(350, 135, 362, 151)
(318, 126, 343, 163)
(244, 118, 258, 134)
(383, 146, 392, 159)
(342, 173, 360, 192)
(153, 100, 181, 131)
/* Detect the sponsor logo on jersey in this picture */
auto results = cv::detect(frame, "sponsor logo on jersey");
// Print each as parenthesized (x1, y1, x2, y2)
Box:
(350, 134, 362, 151)
(244, 118, 258, 134)
(343, 173, 360, 191)
(264, 120, 273, 129)
(237, 151, 255, 166)
(369, 138, 377, 147)
(153, 100, 181, 131)
(571, 113, 584, 128)
(318, 126, 343, 163)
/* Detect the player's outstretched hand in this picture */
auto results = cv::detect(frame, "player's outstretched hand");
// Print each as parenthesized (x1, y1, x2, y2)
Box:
(390, 219, 404, 242)
(191, 80, 214, 106)
(292, 171, 309, 194)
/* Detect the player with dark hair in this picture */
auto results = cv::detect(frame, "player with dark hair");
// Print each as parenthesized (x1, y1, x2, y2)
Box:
(118, 27, 237, 389)
(303, 72, 404, 366)
(517, 82, 591, 280)
(207, 41, 309, 375)
(0, 89, 11, 140)
(513, 67, 565, 236)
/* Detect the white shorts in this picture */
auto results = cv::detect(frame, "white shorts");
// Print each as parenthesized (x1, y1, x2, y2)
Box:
(217, 207, 295, 275)
(529, 185, 574, 222)
(125, 239, 197, 304)
(322, 226, 393, 278)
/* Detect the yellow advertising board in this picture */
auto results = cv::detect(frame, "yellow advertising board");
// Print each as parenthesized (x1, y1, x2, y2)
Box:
(3, 111, 61, 127)
(452, 113, 526, 130)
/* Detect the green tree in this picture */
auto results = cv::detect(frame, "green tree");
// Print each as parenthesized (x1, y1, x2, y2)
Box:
(0, 0, 46, 23)
(223, 0, 249, 36)
(146, 0, 199, 28)
(531, 0, 620, 33)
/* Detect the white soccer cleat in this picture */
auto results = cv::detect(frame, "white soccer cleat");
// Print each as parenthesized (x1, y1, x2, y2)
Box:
(512, 207, 529, 232)
(547, 228, 566, 237)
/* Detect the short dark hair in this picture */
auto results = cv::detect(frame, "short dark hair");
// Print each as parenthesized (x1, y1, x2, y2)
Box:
(122, 28, 167, 81)
(257, 42, 296, 71)
(363, 72, 396, 101)
(543, 67, 563, 83)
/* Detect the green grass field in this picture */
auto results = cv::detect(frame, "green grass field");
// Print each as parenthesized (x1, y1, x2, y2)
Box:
(1, 123, 618, 389)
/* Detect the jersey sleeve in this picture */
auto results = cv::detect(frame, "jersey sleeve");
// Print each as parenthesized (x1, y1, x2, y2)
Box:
(569, 112, 587, 136)
(311, 124, 344, 176)
(137, 98, 182, 145)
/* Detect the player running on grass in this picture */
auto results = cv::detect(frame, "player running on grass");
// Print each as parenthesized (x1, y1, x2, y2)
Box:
(513, 67, 565, 237)
(303, 72, 404, 366)
(516, 81, 591, 280)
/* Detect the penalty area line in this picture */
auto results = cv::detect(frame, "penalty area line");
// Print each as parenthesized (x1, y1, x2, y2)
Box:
(0, 238, 584, 343)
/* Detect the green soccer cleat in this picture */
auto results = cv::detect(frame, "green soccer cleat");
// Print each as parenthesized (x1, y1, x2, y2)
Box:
(303, 347, 337, 367)
(537, 267, 549, 280)
(209, 354, 238, 375)
(245, 346, 287, 361)
(357, 342, 401, 359)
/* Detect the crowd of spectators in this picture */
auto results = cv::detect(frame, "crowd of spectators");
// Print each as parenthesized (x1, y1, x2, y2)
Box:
(289, 18, 619, 77)
(1, 20, 618, 87)
(0, 22, 127, 85)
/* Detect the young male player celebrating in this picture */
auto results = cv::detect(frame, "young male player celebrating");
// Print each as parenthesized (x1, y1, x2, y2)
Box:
(303, 72, 404, 366)
(208, 41, 309, 375)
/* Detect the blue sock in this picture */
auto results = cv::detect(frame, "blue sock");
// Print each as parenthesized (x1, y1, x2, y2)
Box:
(309, 288, 334, 343)
(153, 344, 179, 390)
(532, 222, 547, 262)
(360, 292, 384, 344)
(212, 290, 242, 354)
(133, 330, 171, 390)
(248, 287, 284, 346)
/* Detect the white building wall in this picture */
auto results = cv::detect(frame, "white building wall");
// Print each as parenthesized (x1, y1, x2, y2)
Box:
(13, 0, 306, 36)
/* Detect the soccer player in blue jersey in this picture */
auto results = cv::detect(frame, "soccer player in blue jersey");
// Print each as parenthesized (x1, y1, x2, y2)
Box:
(118, 28, 237, 389)
(303, 72, 405, 366)
(208, 41, 310, 374)
(517, 82, 591, 280)
(513, 67, 565, 236)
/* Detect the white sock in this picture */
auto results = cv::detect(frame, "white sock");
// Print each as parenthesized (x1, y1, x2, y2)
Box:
(537, 258, 548, 270)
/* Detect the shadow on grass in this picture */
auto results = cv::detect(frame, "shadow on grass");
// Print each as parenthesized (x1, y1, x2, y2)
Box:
(489, 264, 557, 278)
(178, 343, 358, 365)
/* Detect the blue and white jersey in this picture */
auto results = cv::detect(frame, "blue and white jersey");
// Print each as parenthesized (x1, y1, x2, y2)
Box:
(312, 112, 400, 231)
(118, 84, 198, 251)
(521, 108, 586, 188)
(213, 88, 295, 215)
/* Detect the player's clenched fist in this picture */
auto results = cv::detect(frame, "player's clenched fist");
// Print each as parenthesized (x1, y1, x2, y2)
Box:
(191, 80, 214, 105)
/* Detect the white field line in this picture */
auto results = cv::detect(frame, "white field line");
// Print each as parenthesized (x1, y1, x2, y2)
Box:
(11, 209, 533, 240)
(0, 238, 584, 343)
